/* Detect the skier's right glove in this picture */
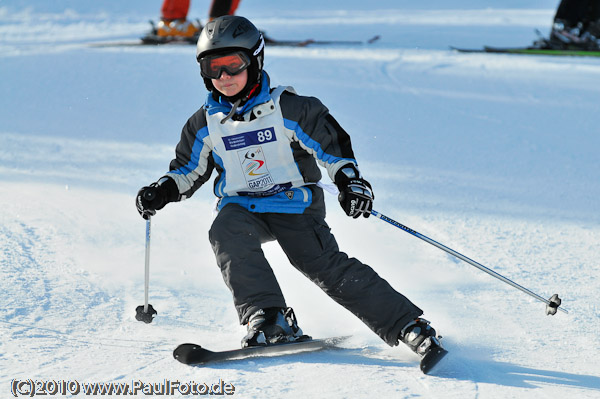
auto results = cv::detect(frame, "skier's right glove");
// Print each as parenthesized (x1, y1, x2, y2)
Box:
(334, 165, 374, 219)
(136, 176, 179, 220)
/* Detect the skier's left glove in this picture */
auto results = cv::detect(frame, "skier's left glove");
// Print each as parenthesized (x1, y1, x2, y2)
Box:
(136, 176, 179, 220)
(335, 165, 374, 219)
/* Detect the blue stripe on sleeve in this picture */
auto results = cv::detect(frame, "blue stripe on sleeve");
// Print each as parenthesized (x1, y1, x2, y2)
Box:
(283, 118, 355, 166)
(171, 126, 209, 176)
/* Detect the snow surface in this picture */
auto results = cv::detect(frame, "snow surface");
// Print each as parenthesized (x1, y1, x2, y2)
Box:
(1, 0, 599, 398)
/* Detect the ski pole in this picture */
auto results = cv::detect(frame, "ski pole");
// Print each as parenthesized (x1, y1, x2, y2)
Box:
(143, 216, 151, 312)
(135, 200, 157, 323)
(370, 210, 567, 315)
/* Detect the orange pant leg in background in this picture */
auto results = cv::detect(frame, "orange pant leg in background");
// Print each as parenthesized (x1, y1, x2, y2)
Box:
(161, 0, 190, 20)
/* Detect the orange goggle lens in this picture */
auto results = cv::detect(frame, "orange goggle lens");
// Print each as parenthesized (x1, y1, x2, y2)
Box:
(199, 52, 250, 79)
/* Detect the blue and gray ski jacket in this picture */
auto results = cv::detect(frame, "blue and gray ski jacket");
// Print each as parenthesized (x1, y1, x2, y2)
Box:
(165, 72, 359, 215)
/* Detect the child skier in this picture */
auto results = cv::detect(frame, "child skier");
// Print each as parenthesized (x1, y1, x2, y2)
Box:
(136, 15, 444, 364)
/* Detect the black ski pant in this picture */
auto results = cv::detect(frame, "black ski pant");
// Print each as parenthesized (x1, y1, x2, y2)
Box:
(555, 0, 600, 27)
(208, 203, 422, 346)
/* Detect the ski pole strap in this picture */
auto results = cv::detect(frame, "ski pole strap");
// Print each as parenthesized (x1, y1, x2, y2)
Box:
(370, 210, 568, 315)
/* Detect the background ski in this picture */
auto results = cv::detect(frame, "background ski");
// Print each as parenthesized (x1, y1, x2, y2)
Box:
(89, 36, 198, 47)
(451, 45, 600, 57)
(90, 34, 380, 48)
(140, 34, 199, 45)
(173, 336, 350, 366)
(484, 46, 600, 57)
(264, 34, 380, 47)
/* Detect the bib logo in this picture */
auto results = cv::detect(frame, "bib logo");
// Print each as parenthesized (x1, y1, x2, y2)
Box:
(238, 146, 274, 190)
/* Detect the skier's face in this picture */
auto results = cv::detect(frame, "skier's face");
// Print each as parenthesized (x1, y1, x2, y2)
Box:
(212, 69, 248, 98)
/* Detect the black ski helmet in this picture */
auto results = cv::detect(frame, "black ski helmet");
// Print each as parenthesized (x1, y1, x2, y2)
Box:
(196, 16, 265, 101)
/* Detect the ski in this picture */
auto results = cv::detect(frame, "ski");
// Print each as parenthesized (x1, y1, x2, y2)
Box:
(140, 34, 199, 45)
(173, 335, 350, 366)
(89, 34, 380, 48)
(89, 37, 197, 48)
(451, 45, 600, 57)
(264, 34, 381, 47)
(174, 335, 448, 375)
(419, 345, 448, 374)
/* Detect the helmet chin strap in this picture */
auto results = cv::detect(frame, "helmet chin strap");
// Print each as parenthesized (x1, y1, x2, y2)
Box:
(220, 98, 242, 124)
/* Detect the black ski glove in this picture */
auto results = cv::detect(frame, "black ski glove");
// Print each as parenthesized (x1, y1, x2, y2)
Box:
(136, 176, 179, 219)
(335, 165, 374, 219)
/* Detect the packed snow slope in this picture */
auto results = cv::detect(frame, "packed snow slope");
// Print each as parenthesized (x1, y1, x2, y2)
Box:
(1, 0, 599, 398)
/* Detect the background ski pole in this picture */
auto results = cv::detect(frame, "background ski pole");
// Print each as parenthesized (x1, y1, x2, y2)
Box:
(135, 209, 157, 323)
(370, 210, 567, 315)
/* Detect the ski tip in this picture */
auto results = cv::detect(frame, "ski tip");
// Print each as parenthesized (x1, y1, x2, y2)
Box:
(420, 347, 448, 375)
(367, 35, 381, 44)
(173, 343, 204, 364)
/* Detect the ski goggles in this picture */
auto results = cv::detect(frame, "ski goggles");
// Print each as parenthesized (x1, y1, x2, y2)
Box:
(199, 51, 251, 79)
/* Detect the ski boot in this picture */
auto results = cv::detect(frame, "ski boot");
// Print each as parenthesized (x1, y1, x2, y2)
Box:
(549, 19, 581, 48)
(399, 318, 448, 374)
(580, 20, 600, 50)
(156, 18, 200, 39)
(241, 307, 308, 348)
(586, 20, 600, 40)
(548, 19, 600, 50)
(142, 18, 201, 44)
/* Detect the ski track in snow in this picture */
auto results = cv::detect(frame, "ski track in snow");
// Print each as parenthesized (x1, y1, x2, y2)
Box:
(1, 1, 600, 398)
